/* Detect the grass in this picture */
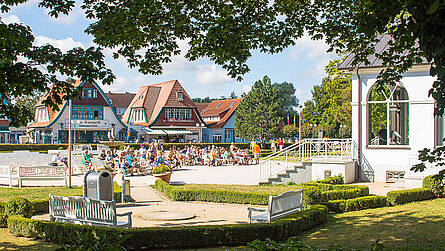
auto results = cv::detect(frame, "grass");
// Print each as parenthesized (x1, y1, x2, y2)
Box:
(0, 228, 59, 250)
(0, 186, 83, 202)
(169, 183, 306, 194)
(301, 198, 445, 250)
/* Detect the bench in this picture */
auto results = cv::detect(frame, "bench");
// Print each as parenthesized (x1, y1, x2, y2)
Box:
(0, 165, 17, 187)
(49, 194, 132, 228)
(247, 189, 304, 223)
(18, 166, 66, 187)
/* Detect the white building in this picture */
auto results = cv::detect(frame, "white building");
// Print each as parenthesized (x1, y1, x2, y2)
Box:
(340, 35, 443, 184)
(29, 80, 127, 144)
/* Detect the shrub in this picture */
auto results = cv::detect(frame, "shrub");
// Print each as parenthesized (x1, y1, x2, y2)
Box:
(6, 198, 34, 218)
(316, 175, 344, 185)
(8, 205, 328, 250)
(155, 181, 321, 208)
(322, 196, 387, 213)
(30, 199, 49, 214)
(423, 175, 444, 197)
(0, 198, 34, 228)
(387, 188, 435, 206)
(319, 188, 366, 202)
(152, 164, 170, 174)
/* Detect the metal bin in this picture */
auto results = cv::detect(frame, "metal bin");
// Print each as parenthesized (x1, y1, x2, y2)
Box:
(83, 170, 113, 201)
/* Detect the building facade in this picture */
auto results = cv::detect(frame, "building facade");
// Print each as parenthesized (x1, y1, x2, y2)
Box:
(121, 80, 206, 142)
(106, 92, 135, 119)
(200, 98, 244, 143)
(28, 80, 127, 144)
(341, 35, 443, 184)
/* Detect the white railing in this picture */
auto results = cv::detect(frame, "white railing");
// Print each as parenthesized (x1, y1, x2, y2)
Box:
(259, 138, 353, 182)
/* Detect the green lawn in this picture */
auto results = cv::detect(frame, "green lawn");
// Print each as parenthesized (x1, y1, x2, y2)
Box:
(0, 228, 59, 250)
(302, 198, 445, 250)
(0, 186, 82, 202)
(170, 183, 305, 194)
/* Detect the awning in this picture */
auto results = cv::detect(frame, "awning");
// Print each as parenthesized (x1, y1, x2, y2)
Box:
(0, 130, 10, 133)
(142, 128, 167, 135)
(163, 129, 193, 135)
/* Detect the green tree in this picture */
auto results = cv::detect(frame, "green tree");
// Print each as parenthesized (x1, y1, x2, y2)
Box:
(14, 92, 43, 127)
(235, 76, 281, 142)
(273, 82, 299, 118)
(0, 11, 114, 126)
(230, 91, 238, 99)
(302, 60, 352, 138)
(281, 124, 298, 138)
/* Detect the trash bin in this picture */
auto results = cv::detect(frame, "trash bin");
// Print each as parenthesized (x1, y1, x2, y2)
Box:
(83, 170, 113, 201)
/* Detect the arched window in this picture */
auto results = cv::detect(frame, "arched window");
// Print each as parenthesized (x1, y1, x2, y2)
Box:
(368, 82, 409, 146)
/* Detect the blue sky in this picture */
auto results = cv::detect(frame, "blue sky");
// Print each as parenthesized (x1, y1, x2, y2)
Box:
(1, 1, 340, 103)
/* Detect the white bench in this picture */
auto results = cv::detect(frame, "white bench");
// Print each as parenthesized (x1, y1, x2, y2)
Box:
(18, 166, 66, 187)
(247, 189, 304, 223)
(0, 165, 17, 187)
(49, 194, 132, 228)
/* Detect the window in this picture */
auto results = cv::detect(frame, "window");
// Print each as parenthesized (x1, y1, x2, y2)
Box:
(165, 108, 192, 121)
(177, 92, 183, 101)
(131, 108, 145, 122)
(367, 82, 409, 146)
(71, 106, 103, 120)
(213, 134, 222, 143)
(203, 116, 220, 122)
(435, 115, 445, 146)
(216, 103, 221, 108)
(82, 88, 97, 99)
(36, 107, 49, 122)
(225, 129, 233, 141)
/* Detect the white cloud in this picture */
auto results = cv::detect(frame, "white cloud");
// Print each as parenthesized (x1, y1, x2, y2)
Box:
(34, 36, 84, 52)
(294, 88, 304, 99)
(163, 39, 198, 74)
(289, 34, 332, 61)
(1, 15, 21, 24)
(242, 85, 252, 94)
(195, 65, 233, 85)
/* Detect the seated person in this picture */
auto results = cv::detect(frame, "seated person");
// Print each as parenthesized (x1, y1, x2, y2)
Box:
(378, 125, 387, 145)
(82, 150, 93, 170)
(51, 152, 65, 166)
(98, 149, 107, 160)
(105, 151, 115, 169)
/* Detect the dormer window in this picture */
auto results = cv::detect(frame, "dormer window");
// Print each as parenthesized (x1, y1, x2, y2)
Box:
(82, 88, 97, 99)
(36, 107, 49, 122)
(131, 108, 145, 122)
(138, 94, 144, 100)
(177, 92, 183, 101)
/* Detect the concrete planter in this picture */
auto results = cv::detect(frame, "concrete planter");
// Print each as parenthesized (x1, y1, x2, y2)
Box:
(153, 172, 172, 183)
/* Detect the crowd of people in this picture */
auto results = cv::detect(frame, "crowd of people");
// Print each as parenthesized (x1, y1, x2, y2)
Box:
(61, 142, 261, 176)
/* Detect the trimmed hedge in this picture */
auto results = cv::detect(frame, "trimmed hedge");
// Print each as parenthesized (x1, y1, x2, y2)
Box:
(7, 205, 328, 249)
(0, 198, 34, 227)
(315, 175, 344, 185)
(319, 188, 367, 202)
(387, 188, 435, 206)
(155, 180, 322, 208)
(423, 175, 444, 196)
(321, 196, 387, 213)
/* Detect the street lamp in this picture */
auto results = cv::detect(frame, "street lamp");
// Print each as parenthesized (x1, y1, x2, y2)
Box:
(297, 105, 303, 141)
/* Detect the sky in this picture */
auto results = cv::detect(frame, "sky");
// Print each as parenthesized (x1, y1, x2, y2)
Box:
(1, 1, 340, 103)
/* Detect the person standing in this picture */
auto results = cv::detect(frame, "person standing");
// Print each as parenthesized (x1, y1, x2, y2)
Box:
(278, 138, 284, 151)
(252, 142, 260, 164)
(271, 141, 276, 153)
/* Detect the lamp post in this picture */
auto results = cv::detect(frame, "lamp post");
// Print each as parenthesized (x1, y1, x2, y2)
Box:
(68, 99, 72, 188)
(297, 105, 303, 141)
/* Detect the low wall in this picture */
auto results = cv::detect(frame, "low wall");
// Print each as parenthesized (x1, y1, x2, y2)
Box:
(310, 160, 356, 184)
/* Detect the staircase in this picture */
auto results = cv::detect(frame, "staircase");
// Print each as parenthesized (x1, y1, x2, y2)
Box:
(259, 138, 355, 184)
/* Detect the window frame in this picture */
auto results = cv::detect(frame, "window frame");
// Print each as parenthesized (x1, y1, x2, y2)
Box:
(367, 82, 409, 147)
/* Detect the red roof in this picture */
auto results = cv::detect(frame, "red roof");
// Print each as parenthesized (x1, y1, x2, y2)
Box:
(106, 92, 136, 108)
(0, 119, 9, 127)
(121, 80, 202, 126)
(195, 103, 210, 113)
(200, 98, 242, 128)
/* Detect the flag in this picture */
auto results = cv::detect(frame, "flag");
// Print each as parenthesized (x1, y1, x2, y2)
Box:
(294, 114, 297, 125)
(126, 123, 132, 143)
(286, 114, 289, 125)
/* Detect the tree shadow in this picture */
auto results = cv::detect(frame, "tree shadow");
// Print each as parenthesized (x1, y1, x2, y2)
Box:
(301, 200, 445, 250)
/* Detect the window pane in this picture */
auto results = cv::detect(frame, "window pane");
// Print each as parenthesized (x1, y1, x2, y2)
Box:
(389, 102, 409, 145)
(368, 103, 387, 145)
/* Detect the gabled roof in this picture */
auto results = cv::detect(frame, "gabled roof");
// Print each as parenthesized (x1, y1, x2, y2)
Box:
(121, 80, 198, 126)
(339, 34, 429, 70)
(200, 98, 242, 128)
(195, 103, 210, 113)
(30, 80, 82, 128)
(107, 92, 136, 108)
(29, 79, 126, 128)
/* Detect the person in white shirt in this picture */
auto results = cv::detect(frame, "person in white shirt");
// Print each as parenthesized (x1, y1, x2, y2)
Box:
(51, 152, 63, 164)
